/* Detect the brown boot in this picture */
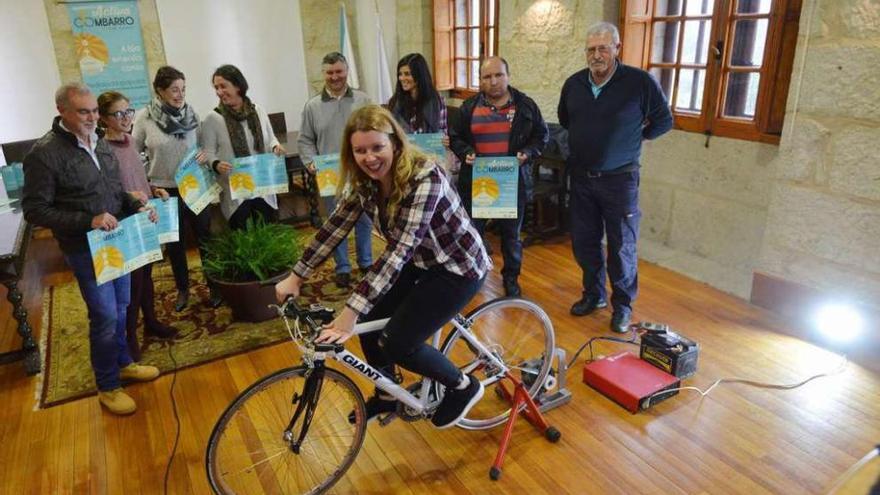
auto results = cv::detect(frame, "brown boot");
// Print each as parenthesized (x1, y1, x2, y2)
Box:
(98, 388, 136, 415)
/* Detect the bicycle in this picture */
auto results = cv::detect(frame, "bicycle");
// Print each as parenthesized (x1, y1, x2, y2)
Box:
(205, 295, 557, 494)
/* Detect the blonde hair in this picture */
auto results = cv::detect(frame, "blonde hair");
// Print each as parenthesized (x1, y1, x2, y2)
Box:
(338, 105, 430, 221)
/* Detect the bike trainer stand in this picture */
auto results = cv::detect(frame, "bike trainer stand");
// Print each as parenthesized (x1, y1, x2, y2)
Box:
(490, 348, 570, 480)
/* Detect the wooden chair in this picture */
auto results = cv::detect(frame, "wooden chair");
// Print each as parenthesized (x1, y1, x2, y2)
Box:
(268, 112, 287, 135)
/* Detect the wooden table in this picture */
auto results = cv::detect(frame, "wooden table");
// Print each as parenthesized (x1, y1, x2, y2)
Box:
(0, 198, 40, 376)
(276, 131, 322, 227)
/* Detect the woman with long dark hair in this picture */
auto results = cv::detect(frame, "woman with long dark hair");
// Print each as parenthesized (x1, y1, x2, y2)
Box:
(386, 53, 447, 135)
(99, 90, 177, 360)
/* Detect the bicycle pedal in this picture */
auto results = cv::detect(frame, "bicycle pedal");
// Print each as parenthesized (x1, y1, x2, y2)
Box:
(378, 412, 398, 427)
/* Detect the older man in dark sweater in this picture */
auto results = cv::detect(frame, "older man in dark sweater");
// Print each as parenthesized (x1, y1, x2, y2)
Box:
(558, 22, 672, 333)
(23, 83, 160, 415)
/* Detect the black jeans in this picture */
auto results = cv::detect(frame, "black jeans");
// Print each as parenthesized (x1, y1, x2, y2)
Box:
(358, 263, 485, 389)
(228, 197, 278, 230)
(458, 163, 526, 281)
(165, 187, 214, 293)
(569, 171, 641, 313)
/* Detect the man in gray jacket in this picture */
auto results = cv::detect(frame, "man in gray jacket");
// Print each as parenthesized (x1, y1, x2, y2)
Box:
(297, 52, 373, 288)
(23, 83, 160, 415)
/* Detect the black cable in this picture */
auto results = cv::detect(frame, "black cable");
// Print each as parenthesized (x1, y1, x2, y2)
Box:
(163, 342, 181, 495)
(566, 327, 640, 370)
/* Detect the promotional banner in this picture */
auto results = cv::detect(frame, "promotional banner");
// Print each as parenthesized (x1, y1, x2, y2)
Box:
(66, 1, 152, 109)
(148, 197, 179, 244)
(313, 153, 341, 197)
(471, 157, 520, 219)
(174, 147, 221, 215)
(87, 211, 162, 285)
(229, 153, 289, 200)
(408, 133, 446, 160)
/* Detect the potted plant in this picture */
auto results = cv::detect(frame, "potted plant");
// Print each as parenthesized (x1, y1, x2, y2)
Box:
(202, 218, 304, 322)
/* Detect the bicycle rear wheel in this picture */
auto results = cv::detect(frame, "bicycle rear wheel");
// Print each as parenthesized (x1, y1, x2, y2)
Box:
(440, 297, 555, 430)
(206, 366, 366, 495)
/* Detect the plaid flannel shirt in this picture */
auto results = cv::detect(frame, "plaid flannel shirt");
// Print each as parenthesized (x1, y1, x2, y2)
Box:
(293, 162, 490, 316)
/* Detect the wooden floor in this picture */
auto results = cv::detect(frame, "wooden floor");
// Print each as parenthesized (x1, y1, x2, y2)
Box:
(1, 231, 878, 494)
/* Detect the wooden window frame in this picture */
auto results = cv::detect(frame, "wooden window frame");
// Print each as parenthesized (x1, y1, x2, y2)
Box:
(620, 0, 802, 144)
(433, 0, 499, 99)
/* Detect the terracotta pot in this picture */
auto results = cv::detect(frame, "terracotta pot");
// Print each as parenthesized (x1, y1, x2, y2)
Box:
(208, 270, 290, 322)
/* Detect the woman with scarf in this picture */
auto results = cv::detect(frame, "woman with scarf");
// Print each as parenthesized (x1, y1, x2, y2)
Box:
(201, 64, 285, 230)
(133, 66, 221, 311)
(99, 90, 177, 360)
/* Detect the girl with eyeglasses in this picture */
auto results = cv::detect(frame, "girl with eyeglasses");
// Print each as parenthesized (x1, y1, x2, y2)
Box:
(98, 90, 177, 360)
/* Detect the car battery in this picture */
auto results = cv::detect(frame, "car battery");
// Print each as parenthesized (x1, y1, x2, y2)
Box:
(638, 323, 699, 379)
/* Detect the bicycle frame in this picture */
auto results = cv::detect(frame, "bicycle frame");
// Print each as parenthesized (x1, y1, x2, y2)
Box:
(300, 314, 510, 415)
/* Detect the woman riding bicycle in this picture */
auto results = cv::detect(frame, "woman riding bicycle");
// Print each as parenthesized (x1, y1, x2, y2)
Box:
(275, 104, 491, 428)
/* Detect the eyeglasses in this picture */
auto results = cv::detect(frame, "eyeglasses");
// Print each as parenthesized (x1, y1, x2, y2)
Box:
(108, 109, 136, 119)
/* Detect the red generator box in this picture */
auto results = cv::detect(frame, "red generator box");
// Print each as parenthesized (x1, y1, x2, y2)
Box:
(583, 351, 680, 413)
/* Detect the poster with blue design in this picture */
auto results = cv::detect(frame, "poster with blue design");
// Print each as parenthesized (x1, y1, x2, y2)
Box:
(148, 197, 179, 244)
(66, 1, 151, 109)
(174, 147, 221, 215)
(229, 153, 289, 200)
(313, 153, 340, 197)
(471, 157, 519, 219)
(87, 211, 162, 285)
(408, 133, 446, 160)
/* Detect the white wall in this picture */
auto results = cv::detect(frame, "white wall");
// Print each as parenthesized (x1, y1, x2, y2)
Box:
(155, 0, 309, 132)
(0, 1, 62, 165)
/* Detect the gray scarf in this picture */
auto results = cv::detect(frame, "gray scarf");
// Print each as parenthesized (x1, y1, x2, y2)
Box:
(147, 96, 199, 138)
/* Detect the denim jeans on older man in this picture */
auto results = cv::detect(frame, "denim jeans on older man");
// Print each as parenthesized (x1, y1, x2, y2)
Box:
(321, 196, 373, 273)
(64, 250, 133, 392)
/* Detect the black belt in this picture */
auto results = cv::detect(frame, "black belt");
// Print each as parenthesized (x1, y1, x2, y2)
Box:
(583, 163, 640, 179)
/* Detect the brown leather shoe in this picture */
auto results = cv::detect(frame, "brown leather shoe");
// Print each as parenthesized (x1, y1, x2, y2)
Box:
(98, 388, 136, 415)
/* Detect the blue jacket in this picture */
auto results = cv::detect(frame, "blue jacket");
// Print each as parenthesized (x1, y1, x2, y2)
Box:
(558, 62, 672, 177)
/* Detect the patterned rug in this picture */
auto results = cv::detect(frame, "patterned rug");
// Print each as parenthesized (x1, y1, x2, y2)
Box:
(38, 233, 384, 409)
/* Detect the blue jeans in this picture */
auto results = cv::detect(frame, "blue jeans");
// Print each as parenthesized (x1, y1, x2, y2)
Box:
(64, 250, 133, 391)
(569, 171, 641, 313)
(321, 196, 373, 273)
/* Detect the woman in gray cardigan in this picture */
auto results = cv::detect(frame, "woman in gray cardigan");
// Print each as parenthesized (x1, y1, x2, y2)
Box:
(201, 64, 285, 230)
(133, 66, 221, 311)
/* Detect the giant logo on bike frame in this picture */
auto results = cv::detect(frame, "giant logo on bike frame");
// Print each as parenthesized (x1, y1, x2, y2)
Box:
(341, 353, 383, 381)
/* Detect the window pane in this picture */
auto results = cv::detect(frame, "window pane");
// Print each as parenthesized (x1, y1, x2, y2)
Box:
(730, 19, 769, 67)
(488, 0, 496, 26)
(649, 67, 674, 101)
(651, 21, 680, 64)
(455, 0, 467, 27)
(655, 0, 682, 16)
(470, 60, 480, 88)
(675, 68, 705, 112)
(487, 28, 495, 55)
(455, 30, 467, 57)
(736, 0, 772, 14)
(685, 0, 713, 15)
(470, 0, 480, 25)
(724, 72, 760, 117)
(681, 20, 711, 65)
(470, 28, 480, 57)
(456, 60, 467, 87)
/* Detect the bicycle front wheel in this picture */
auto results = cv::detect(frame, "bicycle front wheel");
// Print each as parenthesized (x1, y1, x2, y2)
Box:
(440, 297, 555, 430)
(206, 366, 367, 495)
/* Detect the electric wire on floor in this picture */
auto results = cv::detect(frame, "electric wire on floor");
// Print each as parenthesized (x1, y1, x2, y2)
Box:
(163, 343, 181, 495)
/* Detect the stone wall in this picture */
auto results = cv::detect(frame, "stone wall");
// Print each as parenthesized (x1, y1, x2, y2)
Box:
(757, 0, 880, 310)
(397, 0, 434, 69)
(299, 0, 361, 95)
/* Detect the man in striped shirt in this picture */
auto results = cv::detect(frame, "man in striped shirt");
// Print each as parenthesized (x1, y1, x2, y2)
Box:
(450, 57, 548, 297)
